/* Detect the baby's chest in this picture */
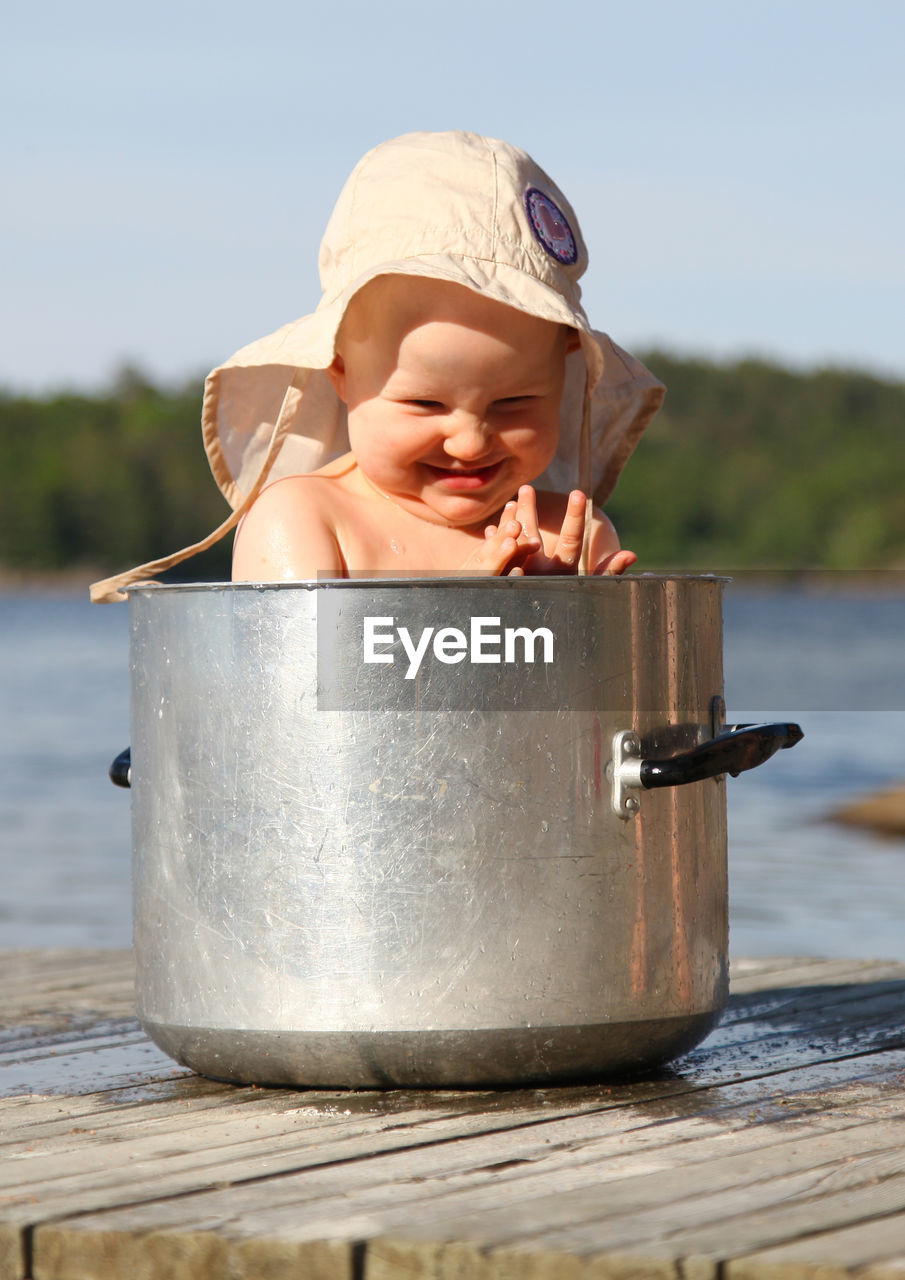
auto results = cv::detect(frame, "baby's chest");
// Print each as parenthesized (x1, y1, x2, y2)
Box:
(339, 517, 481, 575)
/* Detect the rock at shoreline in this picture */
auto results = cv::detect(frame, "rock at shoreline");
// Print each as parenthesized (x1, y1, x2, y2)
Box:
(832, 784, 905, 837)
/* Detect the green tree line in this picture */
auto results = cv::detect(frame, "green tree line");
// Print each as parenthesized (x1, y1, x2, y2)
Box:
(610, 354, 905, 570)
(2, 356, 903, 577)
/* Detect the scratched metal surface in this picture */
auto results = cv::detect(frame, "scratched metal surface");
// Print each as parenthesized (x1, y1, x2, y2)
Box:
(127, 579, 729, 1086)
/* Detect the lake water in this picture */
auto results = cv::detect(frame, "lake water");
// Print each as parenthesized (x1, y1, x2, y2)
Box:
(1, 582, 904, 959)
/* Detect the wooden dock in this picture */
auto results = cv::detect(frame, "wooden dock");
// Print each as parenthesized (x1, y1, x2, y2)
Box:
(3, 950, 905, 1279)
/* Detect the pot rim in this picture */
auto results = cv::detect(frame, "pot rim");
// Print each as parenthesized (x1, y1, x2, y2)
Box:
(128, 573, 732, 597)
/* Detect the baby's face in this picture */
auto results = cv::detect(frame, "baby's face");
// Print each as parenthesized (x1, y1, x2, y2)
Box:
(328, 276, 574, 529)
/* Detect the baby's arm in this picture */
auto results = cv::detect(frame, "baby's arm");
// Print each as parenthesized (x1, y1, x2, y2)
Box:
(232, 478, 344, 580)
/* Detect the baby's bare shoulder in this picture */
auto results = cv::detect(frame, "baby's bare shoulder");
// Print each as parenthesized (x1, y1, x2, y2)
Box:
(247, 457, 355, 522)
(254, 471, 338, 513)
(269, 452, 355, 494)
(233, 463, 355, 580)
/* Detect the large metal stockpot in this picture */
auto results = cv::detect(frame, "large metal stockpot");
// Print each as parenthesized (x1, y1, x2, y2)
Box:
(122, 576, 799, 1088)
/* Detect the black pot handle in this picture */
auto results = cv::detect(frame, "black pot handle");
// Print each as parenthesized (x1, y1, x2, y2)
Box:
(109, 747, 132, 789)
(611, 721, 803, 817)
(641, 722, 803, 789)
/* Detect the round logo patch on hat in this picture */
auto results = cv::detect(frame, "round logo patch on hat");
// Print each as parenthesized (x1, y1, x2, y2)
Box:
(524, 187, 578, 265)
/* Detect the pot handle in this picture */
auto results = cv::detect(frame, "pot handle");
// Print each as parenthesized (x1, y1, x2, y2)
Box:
(611, 722, 803, 818)
(643, 722, 803, 788)
(109, 747, 132, 789)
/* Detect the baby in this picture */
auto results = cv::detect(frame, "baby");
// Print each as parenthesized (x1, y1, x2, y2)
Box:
(90, 132, 664, 603)
(232, 274, 638, 580)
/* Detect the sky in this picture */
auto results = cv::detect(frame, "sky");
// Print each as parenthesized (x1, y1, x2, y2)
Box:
(4, 0, 904, 393)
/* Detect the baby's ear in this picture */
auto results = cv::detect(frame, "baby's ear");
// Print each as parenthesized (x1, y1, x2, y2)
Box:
(565, 328, 582, 354)
(326, 353, 347, 402)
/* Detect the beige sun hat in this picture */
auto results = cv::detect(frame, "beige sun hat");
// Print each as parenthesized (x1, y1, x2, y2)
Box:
(91, 130, 664, 602)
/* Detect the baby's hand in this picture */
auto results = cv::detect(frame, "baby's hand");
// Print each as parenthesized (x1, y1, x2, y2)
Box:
(591, 548, 638, 575)
(457, 502, 541, 575)
(506, 486, 637, 576)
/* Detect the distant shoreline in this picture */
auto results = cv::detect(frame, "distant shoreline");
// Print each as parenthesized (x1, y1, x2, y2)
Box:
(0, 567, 99, 595)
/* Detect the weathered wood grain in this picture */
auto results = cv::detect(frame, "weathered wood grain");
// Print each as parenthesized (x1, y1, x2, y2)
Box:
(0, 950, 135, 1021)
(728, 1213, 905, 1280)
(2, 951, 905, 1280)
(726, 958, 905, 994)
(24, 1053, 905, 1278)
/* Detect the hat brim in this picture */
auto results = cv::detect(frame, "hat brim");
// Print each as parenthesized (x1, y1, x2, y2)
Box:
(204, 256, 662, 509)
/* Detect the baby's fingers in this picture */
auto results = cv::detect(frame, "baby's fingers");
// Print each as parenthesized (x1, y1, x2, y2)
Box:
(510, 489, 543, 561)
(554, 490, 588, 569)
(593, 549, 638, 576)
(484, 500, 518, 541)
(515, 485, 541, 539)
(460, 518, 523, 574)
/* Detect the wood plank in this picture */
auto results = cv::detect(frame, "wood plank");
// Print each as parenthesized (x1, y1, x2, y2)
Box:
(33, 1229, 356, 1280)
(4, 1043, 898, 1153)
(9, 1040, 905, 1226)
(26, 1058, 905, 1277)
(31, 1143, 905, 1279)
(0, 1233, 21, 1280)
(0, 1032, 190, 1098)
(727, 958, 905, 994)
(727, 1212, 905, 1279)
(499, 1152, 905, 1259)
(4, 951, 905, 1280)
(0, 951, 134, 1021)
(302, 1145, 905, 1278)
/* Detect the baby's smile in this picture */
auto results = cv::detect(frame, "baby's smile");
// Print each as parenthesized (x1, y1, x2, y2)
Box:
(421, 460, 506, 490)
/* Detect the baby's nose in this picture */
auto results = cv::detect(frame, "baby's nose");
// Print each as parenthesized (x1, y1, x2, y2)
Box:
(443, 414, 493, 460)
